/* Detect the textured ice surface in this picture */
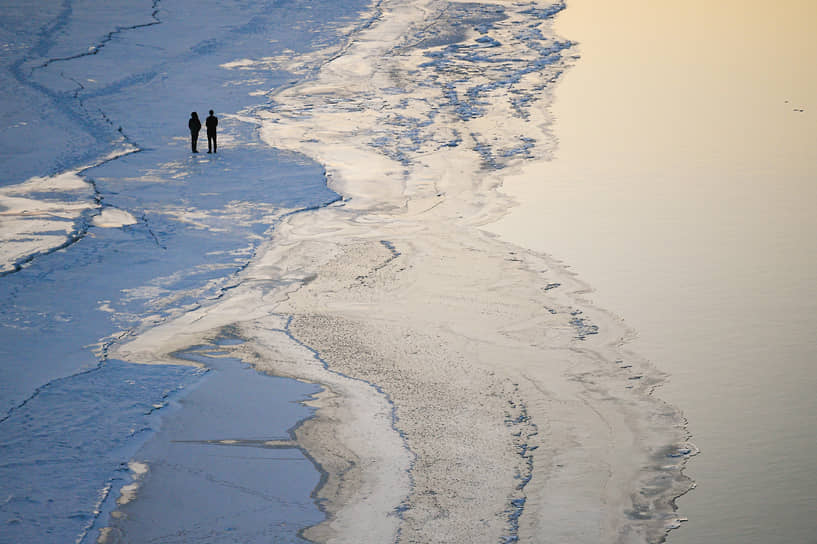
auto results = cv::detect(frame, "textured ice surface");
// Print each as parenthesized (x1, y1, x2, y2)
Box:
(0, 0, 368, 542)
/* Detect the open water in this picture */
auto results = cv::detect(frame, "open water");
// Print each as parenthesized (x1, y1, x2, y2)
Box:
(489, 0, 817, 542)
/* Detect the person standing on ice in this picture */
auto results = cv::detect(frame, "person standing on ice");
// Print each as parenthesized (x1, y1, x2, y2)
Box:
(188, 112, 201, 153)
(206, 109, 218, 153)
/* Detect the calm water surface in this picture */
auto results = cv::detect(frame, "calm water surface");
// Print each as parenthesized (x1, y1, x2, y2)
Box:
(489, 1, 817, 542)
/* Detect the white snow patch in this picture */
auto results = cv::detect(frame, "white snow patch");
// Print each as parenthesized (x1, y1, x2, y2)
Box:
(128, 461, 148, 477)
(115, 461, 149, 506)
(1, 171, 90, 194)
(92, 208, 138, 228)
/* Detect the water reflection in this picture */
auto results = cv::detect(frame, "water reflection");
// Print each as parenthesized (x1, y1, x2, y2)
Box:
(487, 0, 817, 542)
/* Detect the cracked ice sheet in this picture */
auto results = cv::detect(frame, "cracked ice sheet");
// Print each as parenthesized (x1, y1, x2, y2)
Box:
(0, 171, 96, 273)
(0, 141, 140, 273)
(0, 1, 371, 542)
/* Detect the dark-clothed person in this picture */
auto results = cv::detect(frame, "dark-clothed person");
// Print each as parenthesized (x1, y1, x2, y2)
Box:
(188, 112, 201, 153)
(206, 110, 218, 153)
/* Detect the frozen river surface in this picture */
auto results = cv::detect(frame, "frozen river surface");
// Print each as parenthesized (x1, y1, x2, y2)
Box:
(0, 1, 367, 541)
(2, 1, 706, 543)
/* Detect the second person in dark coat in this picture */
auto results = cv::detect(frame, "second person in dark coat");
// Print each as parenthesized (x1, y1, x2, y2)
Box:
(206, 110, 218, 153)
(188, 112, 201, 153)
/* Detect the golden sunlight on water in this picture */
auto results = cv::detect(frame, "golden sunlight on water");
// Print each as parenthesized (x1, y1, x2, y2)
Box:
(488, 0, 817, 542)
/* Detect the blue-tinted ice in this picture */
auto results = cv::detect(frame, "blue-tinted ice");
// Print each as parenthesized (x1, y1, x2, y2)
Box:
(0, 0, 369, 542)
(94, 344, 324, 543)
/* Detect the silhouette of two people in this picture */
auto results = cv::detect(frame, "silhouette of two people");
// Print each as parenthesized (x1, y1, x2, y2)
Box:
(188, 110, 218, 153)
